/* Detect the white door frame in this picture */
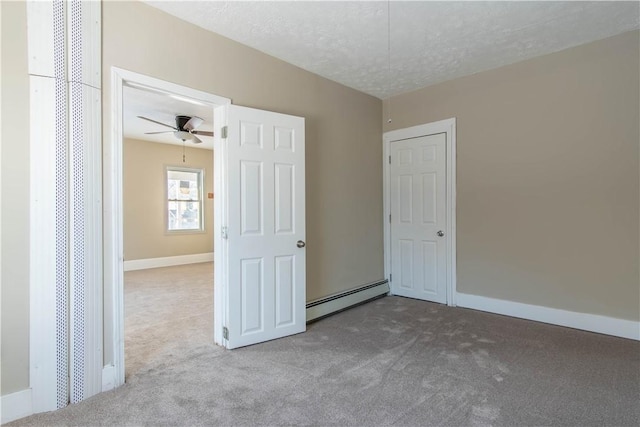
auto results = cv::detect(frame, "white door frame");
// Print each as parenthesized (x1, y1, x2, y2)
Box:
(104, 68, 231, 389)
(382, 118, 457, 306)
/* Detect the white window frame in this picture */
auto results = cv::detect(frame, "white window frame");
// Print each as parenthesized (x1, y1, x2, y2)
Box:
(165, 166, 205, 233)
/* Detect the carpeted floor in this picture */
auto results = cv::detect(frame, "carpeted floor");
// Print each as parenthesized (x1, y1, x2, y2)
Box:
(10, 263, 640, 426)
(123, 262, 214, 381)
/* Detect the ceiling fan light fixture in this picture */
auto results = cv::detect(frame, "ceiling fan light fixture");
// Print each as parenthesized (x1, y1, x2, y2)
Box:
(174, 130, 194, 141)
(138, 114, 207, 144)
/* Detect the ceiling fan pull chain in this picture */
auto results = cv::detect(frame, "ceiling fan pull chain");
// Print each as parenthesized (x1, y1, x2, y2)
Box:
(183, 141, 186, 163)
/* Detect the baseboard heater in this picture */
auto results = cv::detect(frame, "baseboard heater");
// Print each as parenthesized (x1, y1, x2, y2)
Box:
(306, 279, 390, 323)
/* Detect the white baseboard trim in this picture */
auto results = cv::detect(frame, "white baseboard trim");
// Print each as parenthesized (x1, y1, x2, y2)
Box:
(123, 252, 214, 272)
(1, 388, 33, 424)
(306, 280, 389, 322)
(456, 292, 640, 341)
(102, 365, 116, 392)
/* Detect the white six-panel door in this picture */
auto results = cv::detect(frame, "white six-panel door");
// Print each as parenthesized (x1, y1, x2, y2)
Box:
(225, 105, 306, 349)
(390, 133, 447, 303)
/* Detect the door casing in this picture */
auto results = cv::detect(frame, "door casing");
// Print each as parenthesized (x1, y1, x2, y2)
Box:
(105, 68, 231, 389)
(382, 118, 457, 306)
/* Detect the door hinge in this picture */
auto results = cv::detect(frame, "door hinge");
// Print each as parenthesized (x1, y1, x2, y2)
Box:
(389, 155, 391, 164)
(221, 226, 228, 239)
(221, 126, 228, 139)
(223, 326, 229, 340)
(389, 274, 392, 282)
(389, 214, 391, 223)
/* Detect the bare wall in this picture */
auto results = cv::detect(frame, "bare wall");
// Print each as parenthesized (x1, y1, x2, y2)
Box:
(103, 1, 384, 302)
(2, 0, 383, 398)
(1, 0, 30, 395)
(123, 139, 214, 260)
(384, 31, 640, 321)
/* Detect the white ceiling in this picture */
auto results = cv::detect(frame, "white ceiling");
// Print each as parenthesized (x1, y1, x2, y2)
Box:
(144, 1, 639, 100)
(123, 84, 215, 149)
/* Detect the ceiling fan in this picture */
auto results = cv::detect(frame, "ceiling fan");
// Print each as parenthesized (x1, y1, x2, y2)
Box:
(138, 115, 213, 144)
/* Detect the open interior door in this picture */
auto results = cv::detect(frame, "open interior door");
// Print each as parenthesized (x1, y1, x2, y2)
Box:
(222, 105, 306, 349)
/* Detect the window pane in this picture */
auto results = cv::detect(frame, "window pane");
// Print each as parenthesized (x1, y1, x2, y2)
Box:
(167, 170, 199, 201)
(167, 167, 203, 231)
(168, 179, 178, 200)
(168, 201, 200, 230)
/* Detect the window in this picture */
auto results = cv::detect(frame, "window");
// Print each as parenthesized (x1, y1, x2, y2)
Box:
(166, 167, 204, 232)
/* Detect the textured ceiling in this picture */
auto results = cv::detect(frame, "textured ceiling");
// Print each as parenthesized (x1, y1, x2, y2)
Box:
(145, 1, 640, 99)
(123, 84, 214, 149)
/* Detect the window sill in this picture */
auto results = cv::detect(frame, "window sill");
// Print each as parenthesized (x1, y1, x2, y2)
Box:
(165, 229, 207, 236)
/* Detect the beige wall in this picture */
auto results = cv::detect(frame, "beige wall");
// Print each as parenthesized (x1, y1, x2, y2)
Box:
(1, 1, 30, 395)
(4, 0, 635, 401)
(104, 1, 384, 302)
(103, 1, 383, 368)
(123, 138, 214, 260)
(385, 31, 640, 321)
(2, 0, 383, 398)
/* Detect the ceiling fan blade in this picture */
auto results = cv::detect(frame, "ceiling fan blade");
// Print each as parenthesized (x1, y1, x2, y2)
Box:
(184, 116, 204, 131)
(191, 135, 203, 144)
(191, 130, 214, 137)
(137, 116, 177, 130)
(144, 131, 174, 135)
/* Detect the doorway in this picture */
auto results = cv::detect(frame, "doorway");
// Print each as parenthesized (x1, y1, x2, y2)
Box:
(120, 82, 217, 380)
(383, 119, 457, 306)
(105, 68, 308, 390)
(104, 69, 231, 389)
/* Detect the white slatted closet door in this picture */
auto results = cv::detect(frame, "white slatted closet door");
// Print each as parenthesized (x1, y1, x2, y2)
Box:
(68, 0, 102, 404)
(28, 0, 101, 412)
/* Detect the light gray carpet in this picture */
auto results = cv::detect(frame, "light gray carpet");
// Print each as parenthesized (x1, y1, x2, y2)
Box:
(10, 264, 640, 426)
(123, 262, 214, 381)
